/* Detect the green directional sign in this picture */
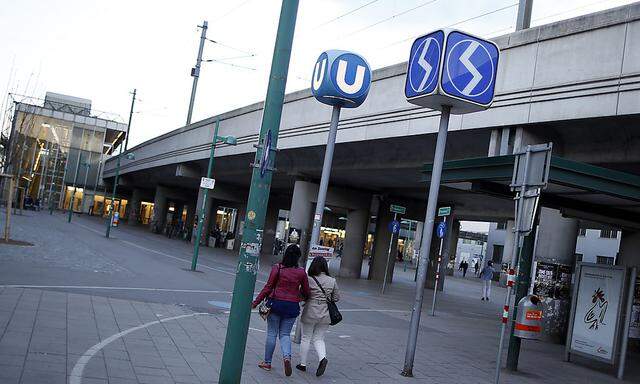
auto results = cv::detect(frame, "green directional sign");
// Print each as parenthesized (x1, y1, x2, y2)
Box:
(390, 204, 406, 215)
(438, 206, 451, 217)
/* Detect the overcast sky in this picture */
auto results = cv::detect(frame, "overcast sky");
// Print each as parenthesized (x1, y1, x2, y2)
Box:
(1, 0, 634, 149)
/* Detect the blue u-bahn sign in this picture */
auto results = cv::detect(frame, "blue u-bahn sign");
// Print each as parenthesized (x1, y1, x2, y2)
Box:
(405, 29, 499, 114)
(312, 50, 372, 108)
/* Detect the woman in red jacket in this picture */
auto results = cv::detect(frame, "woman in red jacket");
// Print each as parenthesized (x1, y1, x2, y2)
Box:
(252, 245, 310, 376)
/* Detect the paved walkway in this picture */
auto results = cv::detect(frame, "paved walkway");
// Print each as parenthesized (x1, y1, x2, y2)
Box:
(0, 211, 637, 383)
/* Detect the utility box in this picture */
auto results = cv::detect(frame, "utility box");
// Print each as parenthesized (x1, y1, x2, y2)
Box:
(514, 295, 543, 340)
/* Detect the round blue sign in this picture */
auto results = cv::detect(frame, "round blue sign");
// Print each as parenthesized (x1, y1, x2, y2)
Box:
(388, 220, 400, 234)
(311, 50, 371, 108)
(436, 221, 447, 239)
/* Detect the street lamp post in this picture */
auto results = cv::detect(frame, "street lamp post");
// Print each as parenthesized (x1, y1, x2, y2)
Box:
(105, 152, 134, 238)
(191, 118, 237, 271)
(67, 152, 84, 223)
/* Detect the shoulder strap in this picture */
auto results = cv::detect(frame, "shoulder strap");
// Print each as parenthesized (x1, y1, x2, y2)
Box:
(311, 275, 330, 300)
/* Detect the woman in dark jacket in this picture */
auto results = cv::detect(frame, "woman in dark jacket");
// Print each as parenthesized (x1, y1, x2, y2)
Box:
(252, 245, 310, 376)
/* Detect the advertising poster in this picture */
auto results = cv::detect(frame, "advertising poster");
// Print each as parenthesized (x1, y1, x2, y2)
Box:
(630, 276, 640, 339)
(570, 265, 625, 362)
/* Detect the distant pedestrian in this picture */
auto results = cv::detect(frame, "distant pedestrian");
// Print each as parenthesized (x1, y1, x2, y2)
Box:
(480, 261, 496, 301)
(252, 245, 310, 376)
(297, 256, 340, 377)
(461, 261, 469, 277)
(474, 261, 480, 276)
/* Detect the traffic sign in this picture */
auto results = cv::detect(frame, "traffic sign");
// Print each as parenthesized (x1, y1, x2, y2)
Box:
(312, 50, 372, 108)
(405, 29, 500, 114)
(390, 204, 406, 215)
(441, 31, 499, 108)
(437, 206, 451, 217)
(200, 177, 215, 189)
(405, 30, 444, 100)
(436, 221, 447, 239)
(260, 130, 272, 177)
(388, 220, 401, 234)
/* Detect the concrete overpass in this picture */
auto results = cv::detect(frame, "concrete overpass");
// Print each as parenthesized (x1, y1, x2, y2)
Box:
(103, 3, 640, 288)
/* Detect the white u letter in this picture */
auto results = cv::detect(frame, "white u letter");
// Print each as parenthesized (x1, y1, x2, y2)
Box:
(336, 60, 365, 94)
(312, 59, 326, 91)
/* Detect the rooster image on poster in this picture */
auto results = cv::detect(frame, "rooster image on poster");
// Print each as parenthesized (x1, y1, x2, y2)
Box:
(584, 288, 608, 330)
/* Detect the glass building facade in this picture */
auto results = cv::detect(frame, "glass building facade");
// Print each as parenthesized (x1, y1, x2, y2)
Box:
(3, 92, 128, 214)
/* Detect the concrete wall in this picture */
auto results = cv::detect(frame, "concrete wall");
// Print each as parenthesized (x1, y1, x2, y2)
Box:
(104, 3, 640, 178)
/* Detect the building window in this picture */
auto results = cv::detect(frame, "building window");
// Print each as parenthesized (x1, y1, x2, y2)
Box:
(492, 245, 504, 263)
(463, 238, 472, 244)
(496, 222, 507, 230)
(578, 228, 586, 237)
(575, 253, 583, 262)
(600, 229, 618, 239)
(596, 256, 614, 265)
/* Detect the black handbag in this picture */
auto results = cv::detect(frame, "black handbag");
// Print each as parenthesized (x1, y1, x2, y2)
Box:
(311, 276, 342, 326)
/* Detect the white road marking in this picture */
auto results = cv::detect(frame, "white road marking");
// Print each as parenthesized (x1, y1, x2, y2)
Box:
(69, 312, 209, 384)
(1, 285, 232, 294)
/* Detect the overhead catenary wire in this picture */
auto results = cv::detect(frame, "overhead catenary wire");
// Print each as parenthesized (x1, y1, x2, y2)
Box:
(203, 58, 256, 71)
(312, 0, 381, 30)
(382, 2, 519, 49)
(341, 0, 440, 39)
(205, 37, 255, 57)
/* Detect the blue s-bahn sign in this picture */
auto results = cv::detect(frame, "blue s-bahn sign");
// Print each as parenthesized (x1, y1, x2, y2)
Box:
(405, 29, 499, 114)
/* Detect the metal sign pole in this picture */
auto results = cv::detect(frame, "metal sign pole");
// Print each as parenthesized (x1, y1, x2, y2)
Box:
(402, 105, 451, 377)
(618, 267, 637, 380)
(67, 151, 83, 223)
(309, 105, 341, 249)
(431, 215, 447, 316)
(495, 149, 532, 383)
(381, 212, 398, 294)
(219, 2, 299, 382)
(191, 119, 219, 271)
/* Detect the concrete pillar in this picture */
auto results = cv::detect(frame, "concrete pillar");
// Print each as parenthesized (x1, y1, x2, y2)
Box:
(289, 180, 315, 257)
(617, 231, 640, 268)
(498, 219, 516, 286)
(534, 207, 579, 343)
(128, 189, 143, 225)
(340, 208, 369, 278)
(151, 186, 168, 232)
(369, 199, 397, 283)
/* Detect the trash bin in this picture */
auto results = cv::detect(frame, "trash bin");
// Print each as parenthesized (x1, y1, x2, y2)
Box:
(514, 295, 543, 340)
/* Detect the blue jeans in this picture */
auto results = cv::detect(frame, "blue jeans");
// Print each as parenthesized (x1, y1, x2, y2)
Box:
(265, 313, 296, 364)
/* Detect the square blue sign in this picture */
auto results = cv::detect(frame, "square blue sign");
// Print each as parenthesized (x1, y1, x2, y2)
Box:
(405, 30, 444, 100)
(440, 31, 499, 107)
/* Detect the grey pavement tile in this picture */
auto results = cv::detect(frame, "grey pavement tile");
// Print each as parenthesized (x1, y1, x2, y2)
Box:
(29, 340, 66, 355)
(75, 378, 108, 384)
(0, 353, 26, 367)
(105, 358, 136, 379)
(105, 378, 138, 384)
(136, 374, 175, 384)
(83, 357, 109, 379)
(129, 354, 165, 369)
(133, 366, 172, 378)
(172, 376, 202, 384)
(102, 348, 130, 361)
(0, 364, 22, 381)
(20, 370, 66, 384)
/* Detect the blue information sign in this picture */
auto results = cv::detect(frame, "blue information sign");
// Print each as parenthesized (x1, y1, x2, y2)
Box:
(405, 30, 444, 100)
(388, 220, 400, 235)
(404, 29, 500, 114)
(436, 221, 447, 239)
(441, 31, 499, 107)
